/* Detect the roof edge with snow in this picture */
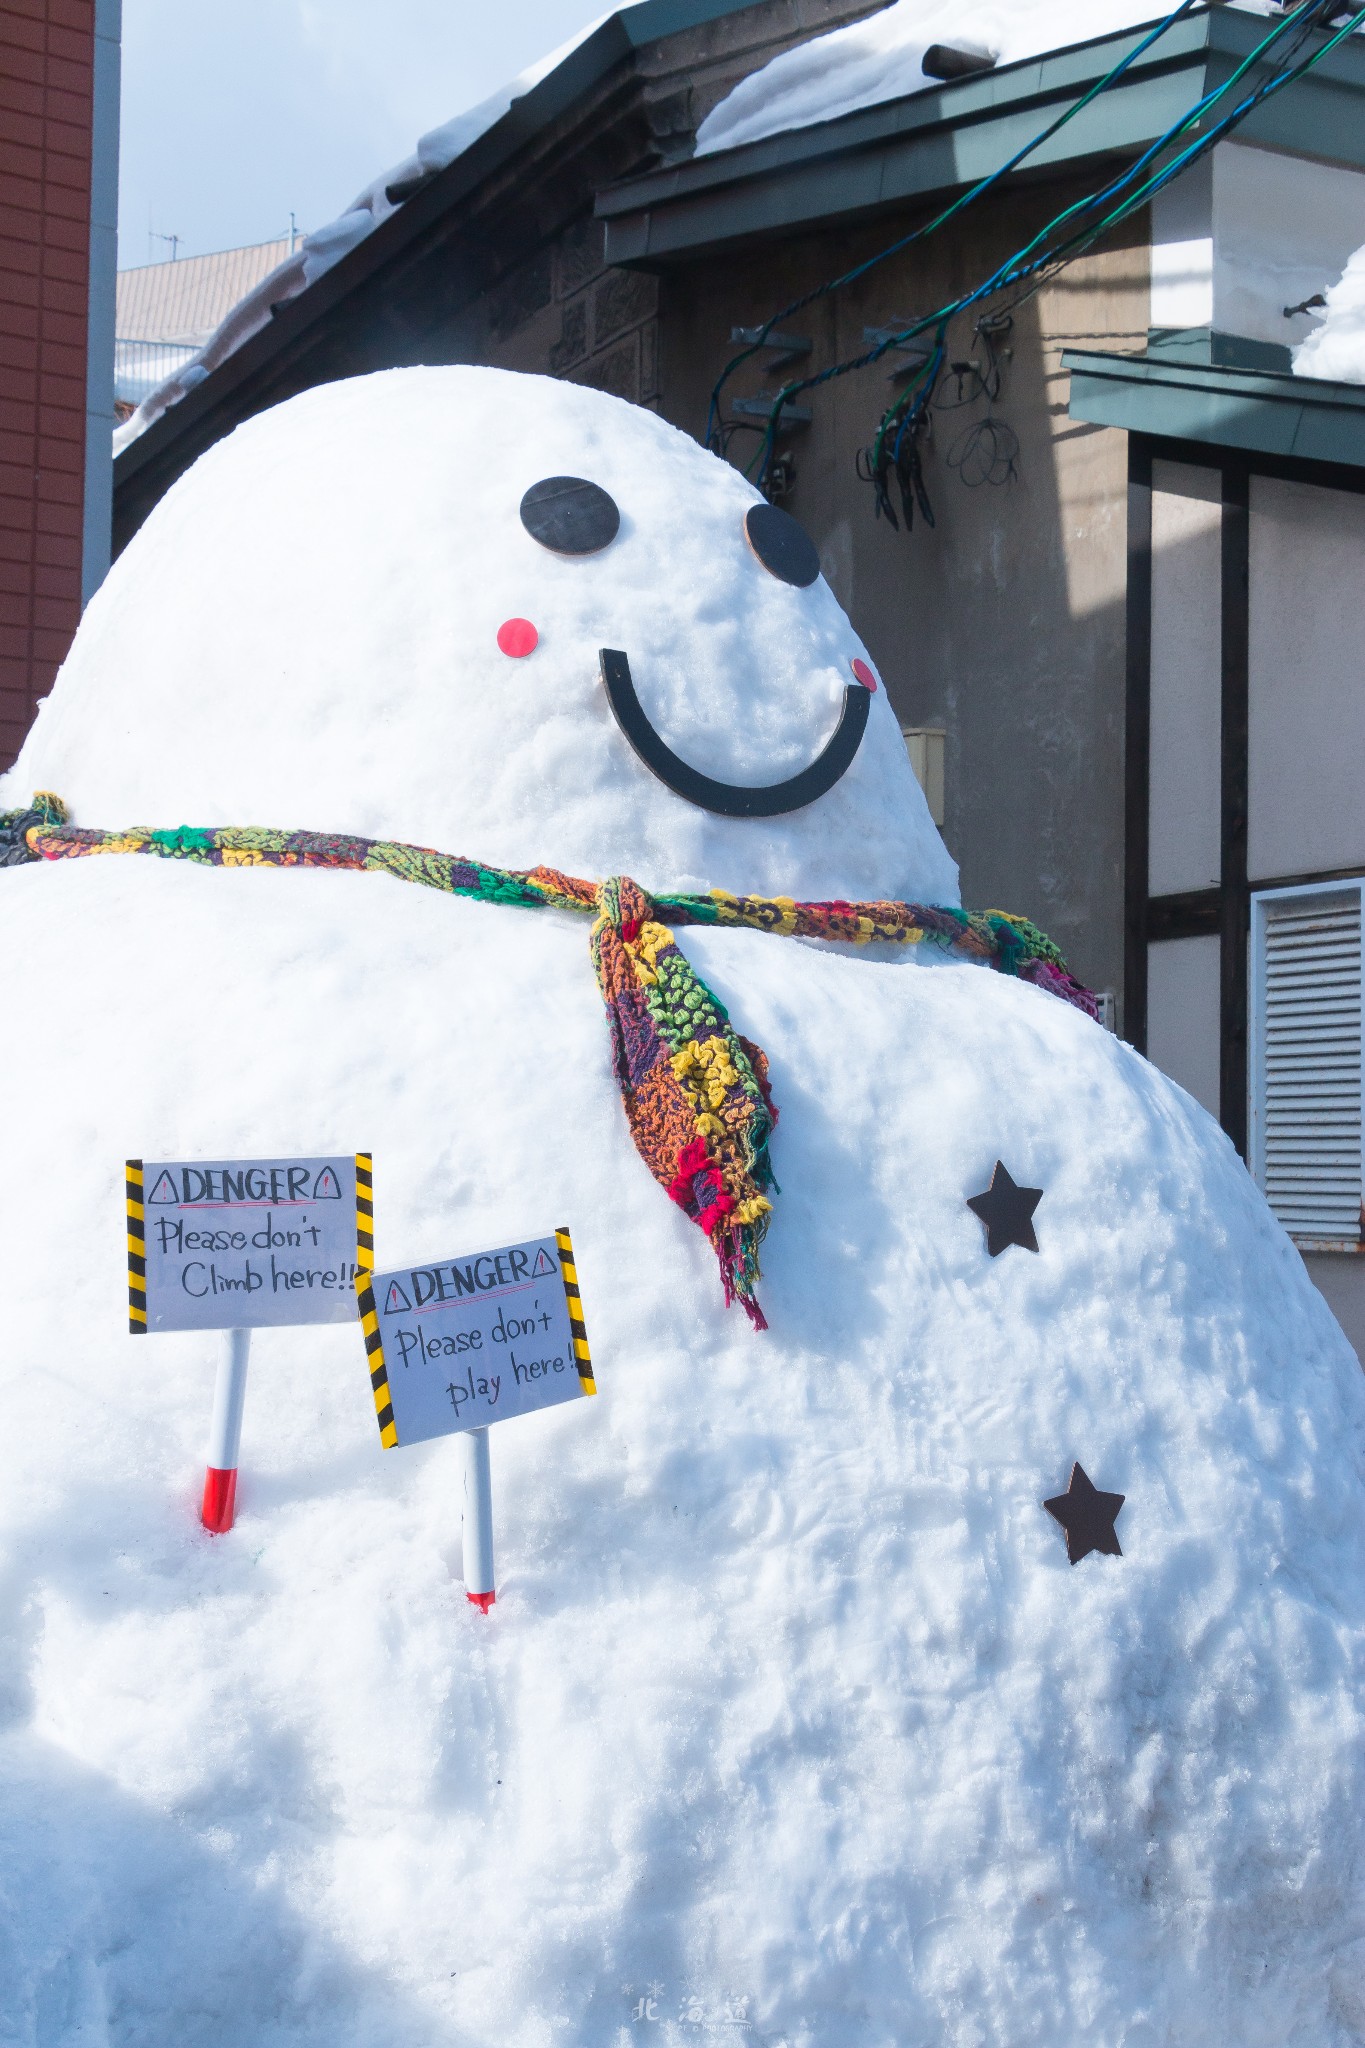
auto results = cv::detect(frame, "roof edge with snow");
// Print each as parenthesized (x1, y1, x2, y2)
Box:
(595, 6, 1365, 264)
(110, 0, 789, 493)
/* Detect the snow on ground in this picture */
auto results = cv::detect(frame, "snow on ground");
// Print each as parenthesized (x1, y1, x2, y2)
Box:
(7, 369, 1365, 2042)
(694, 0, 1277, 155)
(1294, 242, 1365, 385)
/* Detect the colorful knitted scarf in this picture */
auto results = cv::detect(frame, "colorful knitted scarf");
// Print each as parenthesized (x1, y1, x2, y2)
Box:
(0, 792, 1096, 1328)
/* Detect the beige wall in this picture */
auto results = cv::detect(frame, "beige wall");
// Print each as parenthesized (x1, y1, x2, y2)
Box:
(1305, 1253, 1365, 1366)
(1249, 476, 1365, 884)
(1149, 461, 1221, 896)
(1147, 933, 1221, 1123)
(1139, 470, 1365, 1366)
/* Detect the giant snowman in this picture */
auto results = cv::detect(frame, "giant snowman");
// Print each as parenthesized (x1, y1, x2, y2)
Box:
(1, 367, 1364, 2047)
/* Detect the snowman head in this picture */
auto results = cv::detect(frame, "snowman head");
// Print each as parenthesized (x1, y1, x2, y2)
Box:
(6, 366, 958, 904)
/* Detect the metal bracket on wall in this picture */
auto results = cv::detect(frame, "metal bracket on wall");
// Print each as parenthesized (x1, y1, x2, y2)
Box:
(729, 326, 812, 369)
(730, 393, 812, 427)
(864, 328, 934, 380)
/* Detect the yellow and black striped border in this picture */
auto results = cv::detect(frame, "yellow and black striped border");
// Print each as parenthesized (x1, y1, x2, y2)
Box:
(555, 1226, 595, 1395)
(126, 1159, 147, 1333)
(356, 1273, 398, 1448)
(354, 1152, 374, 1275)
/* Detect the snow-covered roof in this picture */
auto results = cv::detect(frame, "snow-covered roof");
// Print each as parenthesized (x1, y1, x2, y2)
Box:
(116, 239, 296, 348)
(115, 239, 297, 410)
(693, 0, 1281, 152)
(113, 18, 612, 455)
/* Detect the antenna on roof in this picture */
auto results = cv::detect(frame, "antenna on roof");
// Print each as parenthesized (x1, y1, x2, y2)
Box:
(151, 231, 182, 262)
(289, 211, 298, 256)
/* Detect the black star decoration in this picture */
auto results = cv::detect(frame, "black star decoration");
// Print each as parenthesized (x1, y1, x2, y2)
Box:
(966, 1160, 1043, 1257)
(1044, 1463, 1125, 1565)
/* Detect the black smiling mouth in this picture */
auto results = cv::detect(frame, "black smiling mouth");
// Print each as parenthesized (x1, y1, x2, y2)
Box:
(598, 648, 871, 819)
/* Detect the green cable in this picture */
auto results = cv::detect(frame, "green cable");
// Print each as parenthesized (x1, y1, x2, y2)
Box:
(706, 0, 1203, 451)
(758, 0, 1360, 485)
(858, 0, 1341, 460)
(982, 0, 1365, 321)
(976, 0, 1342, 302)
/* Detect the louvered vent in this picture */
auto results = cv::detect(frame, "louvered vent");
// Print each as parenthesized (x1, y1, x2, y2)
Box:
(1261, 891, 1362, 1248)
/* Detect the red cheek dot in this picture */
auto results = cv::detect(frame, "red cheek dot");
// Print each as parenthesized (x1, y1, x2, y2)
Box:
(497, 617, 539, 658)
(851, 656, 879, 692)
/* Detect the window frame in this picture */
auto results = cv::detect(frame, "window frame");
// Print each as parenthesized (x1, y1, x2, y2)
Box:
(1248, 874, 1364, 1255)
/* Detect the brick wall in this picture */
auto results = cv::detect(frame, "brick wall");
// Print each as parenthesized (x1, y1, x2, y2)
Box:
(0, 0, 94, 769)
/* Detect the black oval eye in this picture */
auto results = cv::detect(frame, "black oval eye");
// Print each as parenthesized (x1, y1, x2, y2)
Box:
(520, 475, 620, 555)
(744, 502, 820, 588)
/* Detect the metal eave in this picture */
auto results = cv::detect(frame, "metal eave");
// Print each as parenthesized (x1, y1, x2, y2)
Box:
(1063, 348, 1365, 470)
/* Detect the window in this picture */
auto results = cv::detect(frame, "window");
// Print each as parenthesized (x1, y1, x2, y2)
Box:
(1249, 879, 1363, 1253)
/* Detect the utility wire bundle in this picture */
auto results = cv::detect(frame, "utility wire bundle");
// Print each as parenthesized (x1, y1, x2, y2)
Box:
(706, 0, 1365, 527)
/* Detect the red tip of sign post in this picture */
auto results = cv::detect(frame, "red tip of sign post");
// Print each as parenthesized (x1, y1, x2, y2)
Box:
(467, 1589, 496, 1613)
(201, 1465, 238, 1534)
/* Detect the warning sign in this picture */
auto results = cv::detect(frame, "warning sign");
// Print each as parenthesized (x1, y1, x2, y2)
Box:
(127, 1153, 373, 1334)
(357, 1227, 594, 1449)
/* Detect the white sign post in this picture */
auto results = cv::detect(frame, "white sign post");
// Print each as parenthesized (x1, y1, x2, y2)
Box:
(356, 1227, 594, 1612)
(204, 1326, 252, 1532)
(459, 1428, 496, 1611)
(126, 1153, 373, 1532)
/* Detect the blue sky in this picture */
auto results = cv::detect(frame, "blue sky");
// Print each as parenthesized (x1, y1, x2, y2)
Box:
(117, 0, 608, 267)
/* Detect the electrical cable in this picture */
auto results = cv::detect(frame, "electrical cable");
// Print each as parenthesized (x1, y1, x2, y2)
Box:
(741, 0, 1364, 499)
(932, 312, 1010, 409)
(703, 0, 1206, 452)
(851, 0, 1364, 521)
(862, 0, 1365, 510)
(980, 0, 1358, 330)
(946, 414, 1020, 488)
(861, 0, 1363, 463)
(869, 0, 1365, 510)
(852, 0, 1352, 471)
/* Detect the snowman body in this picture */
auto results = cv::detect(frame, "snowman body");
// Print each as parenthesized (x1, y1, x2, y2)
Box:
(1, 370, 1363, 2047)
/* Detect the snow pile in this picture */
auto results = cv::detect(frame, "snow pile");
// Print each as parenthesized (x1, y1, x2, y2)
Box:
(695, 0, 1276, 155)
(111, 16, 608, 456)
(49, 369, 956, 907)
(1294, 240, 1365, 385)
(6, 369, 1365, 2042)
